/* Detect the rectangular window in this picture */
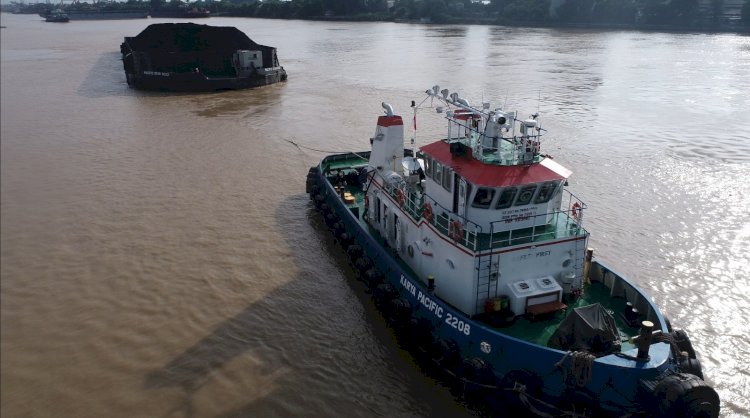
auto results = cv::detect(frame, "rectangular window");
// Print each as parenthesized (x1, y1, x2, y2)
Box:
(534, 182, 558, 204)
(434, 161, 443, 186)
(442, 167, 452, 192)
(514, 185, 537, 206)
(375, 197, 381, 223)
(495, 187, 517, 209)
(471, 187, 495, 209)
(425, 157, 433, 179)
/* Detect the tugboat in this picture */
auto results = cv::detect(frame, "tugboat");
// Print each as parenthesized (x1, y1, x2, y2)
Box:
(306, 87, 720, 417)
(44, 9, 70, 22)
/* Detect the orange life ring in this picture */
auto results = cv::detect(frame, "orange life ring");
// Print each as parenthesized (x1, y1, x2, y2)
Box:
(571, 202, 582, 220)
(449, 220, 464, 242)
(396, 189, 406, 207)
(422, 202, 433, 222)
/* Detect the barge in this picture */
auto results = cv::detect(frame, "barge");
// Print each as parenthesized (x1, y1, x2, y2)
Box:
(120, 23, 287, 92)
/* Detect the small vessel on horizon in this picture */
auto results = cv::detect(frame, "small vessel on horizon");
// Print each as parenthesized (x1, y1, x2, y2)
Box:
(149, 7, 211, 18)
(44, 9, 69, 22)
(306, 87, 720, 417)
(39, 3, 149, 20)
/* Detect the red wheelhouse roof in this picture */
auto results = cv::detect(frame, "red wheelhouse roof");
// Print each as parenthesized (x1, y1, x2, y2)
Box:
(420, 140, 571, 188)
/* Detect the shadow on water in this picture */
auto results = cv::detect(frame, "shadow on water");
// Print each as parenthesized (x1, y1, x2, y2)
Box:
(142, 278, 302, 417)
(142, 195, 328, 416)
(77, 51, 139, 99)
(143, 193, 469, 417)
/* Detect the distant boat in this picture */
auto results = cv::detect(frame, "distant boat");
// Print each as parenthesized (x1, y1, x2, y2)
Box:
(40, 6, 148, 20)
(149, 7, 211, 18)
(120, 23, 287, 92)
(45, 9, 69, 22)
(65, 8, 148, 20)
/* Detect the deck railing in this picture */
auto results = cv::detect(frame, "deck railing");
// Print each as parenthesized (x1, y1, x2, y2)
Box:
(487, 189, 587, 250)
(372, 170, 587, 254)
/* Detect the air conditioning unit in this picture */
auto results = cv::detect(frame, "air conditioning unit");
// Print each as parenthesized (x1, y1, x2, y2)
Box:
(507, 277, 563, 316)
(507, 279, 536, 316)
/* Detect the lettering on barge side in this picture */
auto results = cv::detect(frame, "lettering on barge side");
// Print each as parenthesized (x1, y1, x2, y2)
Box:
(399, 275, 470, 336)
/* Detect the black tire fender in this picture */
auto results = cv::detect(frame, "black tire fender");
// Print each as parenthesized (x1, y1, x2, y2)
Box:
(652, 373, 719, 418)
(672, 329, 697, 359)
(679, 357, 705, 380)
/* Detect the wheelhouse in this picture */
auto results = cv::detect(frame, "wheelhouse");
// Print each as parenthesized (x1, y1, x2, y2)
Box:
(419, 140, 571, 233)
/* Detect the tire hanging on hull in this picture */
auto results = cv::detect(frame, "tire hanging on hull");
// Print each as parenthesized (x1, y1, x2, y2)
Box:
(649, 373, 720, 418)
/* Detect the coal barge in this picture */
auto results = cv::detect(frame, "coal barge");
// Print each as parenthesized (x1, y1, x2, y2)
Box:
(120, 23, 287, 92)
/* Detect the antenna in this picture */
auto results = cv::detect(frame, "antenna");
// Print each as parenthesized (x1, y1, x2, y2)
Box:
(537, 89, 541, 116)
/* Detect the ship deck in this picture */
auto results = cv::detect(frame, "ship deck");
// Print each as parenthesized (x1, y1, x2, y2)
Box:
(490, 281, 639, 351)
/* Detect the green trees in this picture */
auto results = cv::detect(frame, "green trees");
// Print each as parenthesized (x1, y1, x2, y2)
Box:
(207, 0, 746, 30)
(501, 0, 551, 23)
(640, 0, 701, 25)
(555, 0, 637, 25)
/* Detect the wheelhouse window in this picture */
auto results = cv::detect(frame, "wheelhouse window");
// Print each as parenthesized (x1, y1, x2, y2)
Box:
(534, 182, 558, 204)
(472, 187, 495, 209)
(424, 157, 433, 179)
(442, 166, 452, 192)
(495, 187, 517, 209)
(434, 161, 443, 186)
(515, 185, 537, 206)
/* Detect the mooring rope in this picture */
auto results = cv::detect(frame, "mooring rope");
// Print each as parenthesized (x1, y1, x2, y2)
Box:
(284, 138, 344, 154)
(284, 138, 370, 160)
(555, 351, 596, 387)
(570, 351, 596, 387)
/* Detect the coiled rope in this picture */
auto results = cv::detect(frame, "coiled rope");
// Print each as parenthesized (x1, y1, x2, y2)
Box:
(555, 351, 596, 387)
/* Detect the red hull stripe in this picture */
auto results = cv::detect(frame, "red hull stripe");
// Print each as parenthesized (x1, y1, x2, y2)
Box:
(420, 140, 571, 187)
(377, 116, 404, 127)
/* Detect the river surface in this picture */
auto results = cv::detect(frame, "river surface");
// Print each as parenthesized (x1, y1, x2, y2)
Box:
(1, 13, 749, 418)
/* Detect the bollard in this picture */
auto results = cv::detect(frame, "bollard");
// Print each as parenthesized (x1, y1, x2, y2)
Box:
(637, 320, 654, 359)
(583, 248, 594, 284)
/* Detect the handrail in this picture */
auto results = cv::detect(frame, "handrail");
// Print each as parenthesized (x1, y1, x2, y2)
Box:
(369, 169, 482, 251)
(488, 189, 587, 250)
(369, 171, 587, 254)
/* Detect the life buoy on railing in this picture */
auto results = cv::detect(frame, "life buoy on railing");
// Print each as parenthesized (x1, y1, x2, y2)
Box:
(571, 202, 582, 221)
(396, 189, 406, 207)
(422, 202, 433, 222)
(449, 220, 464, 242)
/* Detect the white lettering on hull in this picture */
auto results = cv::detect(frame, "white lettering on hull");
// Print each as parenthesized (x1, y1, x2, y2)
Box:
(398, 275, 470, 336)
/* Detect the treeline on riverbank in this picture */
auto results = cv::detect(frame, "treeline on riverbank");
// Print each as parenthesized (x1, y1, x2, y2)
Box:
(201, 0, 750, 32)
(5, 0, 750, 32)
